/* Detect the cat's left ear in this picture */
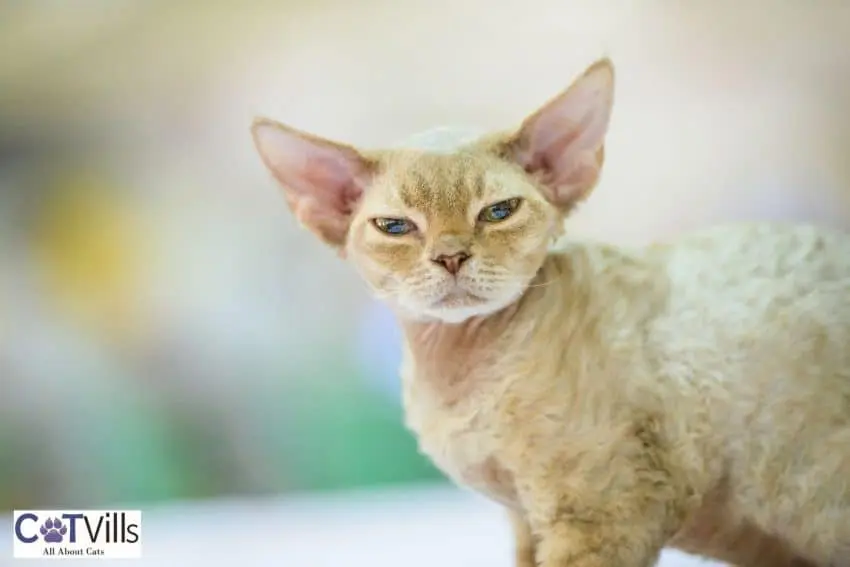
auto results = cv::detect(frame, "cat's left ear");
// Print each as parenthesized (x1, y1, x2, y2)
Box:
(251, 118, 375, 248)
(504, 58, 614, 211)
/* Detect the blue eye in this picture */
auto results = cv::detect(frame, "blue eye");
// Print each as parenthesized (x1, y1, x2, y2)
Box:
(478, 198, 521, 223)
(373, 217, 415, 235)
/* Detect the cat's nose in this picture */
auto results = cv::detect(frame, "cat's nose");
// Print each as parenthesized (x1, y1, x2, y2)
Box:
(432, 252, 470, 275)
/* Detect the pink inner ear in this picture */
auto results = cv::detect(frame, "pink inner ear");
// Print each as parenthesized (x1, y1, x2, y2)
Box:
(288, 148, 372, 245)
(302, 151, 365, 216)
(519, 124, 583, 178)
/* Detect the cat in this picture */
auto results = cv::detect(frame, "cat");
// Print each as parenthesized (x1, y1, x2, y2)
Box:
(250, 58, 850, 567)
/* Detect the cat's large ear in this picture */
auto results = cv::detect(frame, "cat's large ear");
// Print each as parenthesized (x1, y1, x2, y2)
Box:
(504, 58, 614, 211)
(251, 118, 375, 248)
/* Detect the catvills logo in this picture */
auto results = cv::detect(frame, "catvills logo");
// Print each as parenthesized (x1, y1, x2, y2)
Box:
(12, 510, 142, 559)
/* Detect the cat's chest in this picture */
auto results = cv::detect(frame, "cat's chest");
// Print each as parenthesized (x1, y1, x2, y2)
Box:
(400, 355, 519, 507)
(397, 318, 528, 506)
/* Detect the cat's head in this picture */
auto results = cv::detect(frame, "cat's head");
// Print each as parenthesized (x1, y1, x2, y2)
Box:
(252, 59, 614, 323)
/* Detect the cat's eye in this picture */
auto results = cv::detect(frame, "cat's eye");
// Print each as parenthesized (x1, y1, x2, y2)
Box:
(478, 198, 521, 223)
(372, 217, 416, 236)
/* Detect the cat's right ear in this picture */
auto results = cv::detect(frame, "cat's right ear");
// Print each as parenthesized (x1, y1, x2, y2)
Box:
(251, 118, 375, 248)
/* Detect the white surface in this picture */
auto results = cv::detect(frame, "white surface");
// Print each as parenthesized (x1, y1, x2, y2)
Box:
(1, 484, 725, 566)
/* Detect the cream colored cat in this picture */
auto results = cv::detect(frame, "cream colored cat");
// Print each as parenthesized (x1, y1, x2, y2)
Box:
(250, 59, 850, 567)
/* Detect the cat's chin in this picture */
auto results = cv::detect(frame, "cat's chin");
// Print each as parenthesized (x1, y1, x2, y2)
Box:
(433, 288, 486, 308)
(393, 292, 521, 325)
(426, 305, 497, 325)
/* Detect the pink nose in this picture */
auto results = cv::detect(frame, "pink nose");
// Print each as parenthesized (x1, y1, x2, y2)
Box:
(432, 252, 470, 275)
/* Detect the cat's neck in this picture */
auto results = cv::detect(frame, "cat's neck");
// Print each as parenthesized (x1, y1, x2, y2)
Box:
(396, 297, 525, 357)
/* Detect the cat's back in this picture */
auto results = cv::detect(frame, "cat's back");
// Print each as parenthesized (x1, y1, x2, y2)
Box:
(658, 222, 850, 329)
(651, 221, 850, 427)
(663, 222, 849, 288)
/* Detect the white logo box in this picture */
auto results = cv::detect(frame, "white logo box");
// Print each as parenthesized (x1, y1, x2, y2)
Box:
(12, 510, 142, 559)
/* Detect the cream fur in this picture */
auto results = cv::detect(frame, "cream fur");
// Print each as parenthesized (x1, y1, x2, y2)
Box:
(251, 59, 850, 567)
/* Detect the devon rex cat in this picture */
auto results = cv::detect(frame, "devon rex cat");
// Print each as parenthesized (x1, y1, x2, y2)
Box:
(251, 58, 850, 567)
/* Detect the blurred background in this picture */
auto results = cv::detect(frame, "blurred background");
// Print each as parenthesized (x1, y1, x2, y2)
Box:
(0, 1, 848, 565)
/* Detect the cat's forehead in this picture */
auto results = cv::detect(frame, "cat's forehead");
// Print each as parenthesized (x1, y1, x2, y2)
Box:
(395, 152, 486, 207)
(372, 150, 520, 217)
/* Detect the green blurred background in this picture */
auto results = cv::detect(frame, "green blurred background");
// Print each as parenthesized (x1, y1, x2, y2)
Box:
(1, 1, 849, 514)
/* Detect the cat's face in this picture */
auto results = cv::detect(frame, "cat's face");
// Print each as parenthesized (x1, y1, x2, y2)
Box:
(345, 150, 561, 322)
(251, 58, 614, 323)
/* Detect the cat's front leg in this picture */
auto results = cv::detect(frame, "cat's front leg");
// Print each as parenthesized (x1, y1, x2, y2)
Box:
(515, 436, 683, 567)
(530, 517, 663, 567)
(508, 509, 537, 567)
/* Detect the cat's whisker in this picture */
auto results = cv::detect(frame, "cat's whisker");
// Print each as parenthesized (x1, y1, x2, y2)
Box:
(524, 278, 558, 289)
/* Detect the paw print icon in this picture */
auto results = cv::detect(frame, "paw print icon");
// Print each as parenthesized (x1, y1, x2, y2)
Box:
(40, 518, 68, 543)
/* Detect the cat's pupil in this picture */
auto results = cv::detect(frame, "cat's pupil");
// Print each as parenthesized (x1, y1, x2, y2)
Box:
(386, 220, 406, 233)
(491, 205, 509, 219)
(373, 217, 413, 235)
